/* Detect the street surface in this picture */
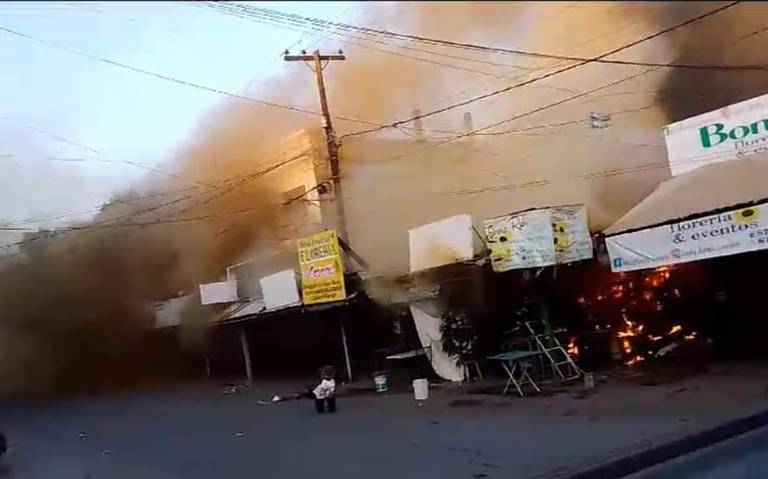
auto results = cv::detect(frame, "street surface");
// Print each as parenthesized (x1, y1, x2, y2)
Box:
(629, 426, 768, 479)
(1, 368, 767, 479)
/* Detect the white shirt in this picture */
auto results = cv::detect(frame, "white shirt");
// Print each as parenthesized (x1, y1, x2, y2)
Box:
(313, 379, 336, 399)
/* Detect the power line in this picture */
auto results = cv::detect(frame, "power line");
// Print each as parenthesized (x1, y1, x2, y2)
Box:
(370, 66, 664, 166)
(2, 121, 224, 192)
(0, 25, 382, 128)
(193, 3, 474, 138)
(236, 2, 762, 73)
(206, 3, 507, 78)
(205, 2, 540, 72)
(333, 15, 758, 197)
(212, 0, 624, 125)
(339, 2, 742, 139)
(442, 139, 752, 197)
(0, 146, 315, 251)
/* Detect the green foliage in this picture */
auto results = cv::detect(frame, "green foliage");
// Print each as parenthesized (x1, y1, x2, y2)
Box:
(440, 309, 478, 365)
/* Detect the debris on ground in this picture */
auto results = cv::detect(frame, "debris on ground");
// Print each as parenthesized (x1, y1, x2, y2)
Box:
(271, 395, 282, 403)
(235, 432, 244, 438)
(78, 432, 87, 440)
(222, 384, 246, 395)
(102, 450, 112, 456)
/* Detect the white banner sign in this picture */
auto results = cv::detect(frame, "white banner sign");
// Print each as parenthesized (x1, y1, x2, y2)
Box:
(664, 93, 768, 176)
(606, 203, 767, 272)
(483, 205, 593, 272)
(552, 205, 594, 264)
(199, 281, 238, 305)
(484, 209, 555, 272)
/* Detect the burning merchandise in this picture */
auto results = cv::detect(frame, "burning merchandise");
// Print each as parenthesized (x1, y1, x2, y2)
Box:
(574, 265, 712, 368)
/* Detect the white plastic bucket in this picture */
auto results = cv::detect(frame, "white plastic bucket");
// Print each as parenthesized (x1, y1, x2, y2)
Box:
(584, 372, 595, 390)
(413, 378, 429, 401)
(373, 374, 388, 393)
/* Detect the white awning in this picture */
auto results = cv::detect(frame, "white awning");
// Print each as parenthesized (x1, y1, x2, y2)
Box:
(603, 154, 768, 272)
(605, 153, 768, 236)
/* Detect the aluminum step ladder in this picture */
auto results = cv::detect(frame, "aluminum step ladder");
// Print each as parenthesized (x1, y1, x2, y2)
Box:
(524, 321, 582, 382)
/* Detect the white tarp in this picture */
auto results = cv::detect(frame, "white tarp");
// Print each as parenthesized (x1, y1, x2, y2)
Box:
(199, 281, 238, 305)
(552, 205, 594, 264)
(409, 301, 465, 383)
(664, 93, 768, 177)
(606, 202, 767, 272)
(259, 270, 300, 310)
(408, 214, 474, 273)
(407, 215, 472, 382)
(484, 209, 554, 272)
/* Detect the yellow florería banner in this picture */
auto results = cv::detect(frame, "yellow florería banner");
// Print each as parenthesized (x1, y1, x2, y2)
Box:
(297, 229, 346, 305)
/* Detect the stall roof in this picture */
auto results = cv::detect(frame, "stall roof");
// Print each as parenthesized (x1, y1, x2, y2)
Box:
(218, 293, 360, 326)
(604, 154, 768, 236)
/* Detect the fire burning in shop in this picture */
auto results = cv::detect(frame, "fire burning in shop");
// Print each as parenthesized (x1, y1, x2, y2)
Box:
(572, 264, 708, 368)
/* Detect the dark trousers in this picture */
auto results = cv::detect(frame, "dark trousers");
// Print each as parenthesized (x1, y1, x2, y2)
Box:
(313, 395, 336, 413)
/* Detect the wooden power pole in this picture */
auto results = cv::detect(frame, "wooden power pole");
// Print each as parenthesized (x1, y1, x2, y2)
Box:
(285, 50, 364, 383)
(284, 49, 349, 242)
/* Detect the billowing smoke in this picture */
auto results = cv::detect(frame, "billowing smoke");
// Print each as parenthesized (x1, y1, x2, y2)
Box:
(6, 2, 765, 395)
(0, 97, 305, 395)
(654, 3, 768, 122)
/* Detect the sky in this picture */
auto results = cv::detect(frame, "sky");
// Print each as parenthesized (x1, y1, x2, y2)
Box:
(2, 1, 766, 247)
(0, 1, 354, 235)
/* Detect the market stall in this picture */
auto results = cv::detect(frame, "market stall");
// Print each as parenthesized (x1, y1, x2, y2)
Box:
(602, 153, 768, 363)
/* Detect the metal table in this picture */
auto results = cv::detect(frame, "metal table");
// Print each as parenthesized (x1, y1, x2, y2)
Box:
(385, 347, 431, 361)
(487, 350, 542, 397)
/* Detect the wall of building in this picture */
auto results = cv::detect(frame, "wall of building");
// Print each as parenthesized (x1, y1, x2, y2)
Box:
(339, 121, 670, 274)
(228, 115, 671, 278)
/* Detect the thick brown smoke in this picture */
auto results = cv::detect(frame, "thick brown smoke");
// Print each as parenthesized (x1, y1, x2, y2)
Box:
(5, 3, 765, 394)
(655, 2, 768, 122)
(0, 97, 305, 395)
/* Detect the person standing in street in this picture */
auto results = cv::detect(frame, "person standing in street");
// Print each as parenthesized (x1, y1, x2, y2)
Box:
(312, 366, 336, 413)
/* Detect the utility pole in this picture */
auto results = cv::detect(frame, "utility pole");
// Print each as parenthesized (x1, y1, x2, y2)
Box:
(284, 49, 349, 243)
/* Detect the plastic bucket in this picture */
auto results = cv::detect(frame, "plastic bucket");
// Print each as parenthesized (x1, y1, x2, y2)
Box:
(373, 373, 388, 393)
(413, 378, 429, 401)
(583, 372, 595, 390)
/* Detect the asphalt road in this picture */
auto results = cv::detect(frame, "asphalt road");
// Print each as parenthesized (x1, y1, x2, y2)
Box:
(0, 386, 522, 479)
(0, 380, 766, 479)
(629, 426, 768, 479)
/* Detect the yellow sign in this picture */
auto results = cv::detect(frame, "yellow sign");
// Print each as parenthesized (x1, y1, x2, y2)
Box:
(297, 229, 346, 305)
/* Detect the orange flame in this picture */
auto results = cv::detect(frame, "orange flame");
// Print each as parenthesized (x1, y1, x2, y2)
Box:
(567, 337, 579, 358)
(625, 355, 645, 366)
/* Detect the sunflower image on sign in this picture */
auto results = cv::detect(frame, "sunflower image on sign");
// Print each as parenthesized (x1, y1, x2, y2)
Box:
(552, 221, 571, 253)
(490, 245, 514, 263)
(734, 207, 759, 224)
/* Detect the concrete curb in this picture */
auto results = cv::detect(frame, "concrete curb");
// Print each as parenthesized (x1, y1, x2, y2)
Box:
(555, 407, 768, 479)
